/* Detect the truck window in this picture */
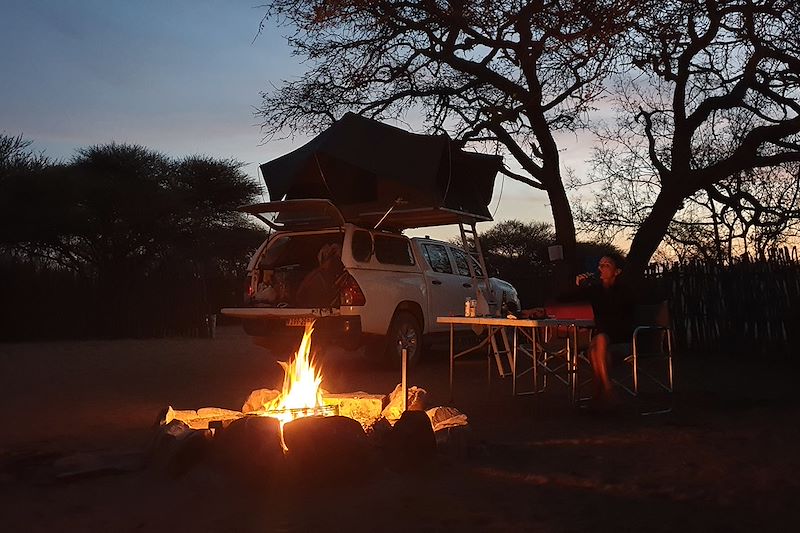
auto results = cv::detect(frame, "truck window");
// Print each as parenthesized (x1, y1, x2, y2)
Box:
(374, 235, 415, 266)
(259, 233, 344, 268)
(351, 230, 373, 262)
(421, 243, 453, 274)
(452, 247, 484, 277)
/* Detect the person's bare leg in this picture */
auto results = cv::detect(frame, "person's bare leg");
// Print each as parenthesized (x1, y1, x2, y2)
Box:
(590, 334, 612, 398)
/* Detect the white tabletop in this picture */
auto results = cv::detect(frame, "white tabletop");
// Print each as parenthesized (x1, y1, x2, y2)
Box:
(437, 316, 594, 328)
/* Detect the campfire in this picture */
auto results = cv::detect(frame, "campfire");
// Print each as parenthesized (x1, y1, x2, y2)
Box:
(152, 321, 470, 481)
(259, 323, 337, 429)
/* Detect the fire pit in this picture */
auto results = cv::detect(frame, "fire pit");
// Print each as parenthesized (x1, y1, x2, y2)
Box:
(151, 322, 470, 481)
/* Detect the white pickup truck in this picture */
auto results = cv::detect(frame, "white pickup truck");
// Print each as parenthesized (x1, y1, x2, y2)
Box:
(222, 200, 520, 366)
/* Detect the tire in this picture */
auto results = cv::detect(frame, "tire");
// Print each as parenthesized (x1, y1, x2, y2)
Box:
(384, 311, 422, 368)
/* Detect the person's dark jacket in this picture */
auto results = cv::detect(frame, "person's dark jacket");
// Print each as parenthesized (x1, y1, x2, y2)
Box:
(561, 277, 635, 343)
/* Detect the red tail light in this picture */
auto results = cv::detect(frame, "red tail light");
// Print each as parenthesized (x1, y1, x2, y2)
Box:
(340, 272, 366, 306)
(244, 276, 255, 300)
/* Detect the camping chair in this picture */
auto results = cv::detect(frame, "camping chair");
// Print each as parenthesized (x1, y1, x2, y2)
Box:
(613, 300, 675, 402)
(513, 306, 593, 402)
(533, 325, 593, 401)
(535, 304, 594, 401)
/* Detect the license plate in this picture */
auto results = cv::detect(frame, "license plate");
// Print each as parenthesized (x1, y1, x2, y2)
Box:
(285, 317, 312, 327)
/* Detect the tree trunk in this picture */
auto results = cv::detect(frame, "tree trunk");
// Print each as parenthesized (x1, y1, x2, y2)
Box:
(549, 184, 577, 262)
(626, 189, 685, 278)
(547, 180, 577, 293)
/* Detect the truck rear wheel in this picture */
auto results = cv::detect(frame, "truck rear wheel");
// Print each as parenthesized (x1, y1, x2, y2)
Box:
(384, 311, 422, 368)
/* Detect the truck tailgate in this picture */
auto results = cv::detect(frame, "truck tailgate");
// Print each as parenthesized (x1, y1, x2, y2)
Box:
(220, 307, 338, 319)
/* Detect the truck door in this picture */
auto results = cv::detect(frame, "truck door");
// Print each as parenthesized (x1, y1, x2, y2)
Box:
(419, 242, 464, 331)
(450, 245, 483, 297)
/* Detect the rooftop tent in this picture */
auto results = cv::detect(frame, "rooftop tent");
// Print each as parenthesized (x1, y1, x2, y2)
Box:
(259, 112, 502, 230)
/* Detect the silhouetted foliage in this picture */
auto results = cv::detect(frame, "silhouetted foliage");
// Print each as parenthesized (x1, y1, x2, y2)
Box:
(0, 141, 264, 340)
(0, 133, 50, 177)
(476, 220, 554, 306)
(468, 220, 621, 306)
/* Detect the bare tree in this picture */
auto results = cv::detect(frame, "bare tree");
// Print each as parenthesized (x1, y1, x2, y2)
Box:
(577, 135, 800, 263)
(585, 0, 800, 272)
(256, 0, 636, 267)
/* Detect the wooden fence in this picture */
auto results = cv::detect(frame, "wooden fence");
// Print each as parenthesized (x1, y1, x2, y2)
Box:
(646, 248, 799, 357)
(508, 249, 798, 357)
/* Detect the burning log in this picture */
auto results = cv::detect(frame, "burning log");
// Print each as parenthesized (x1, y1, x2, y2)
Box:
(244, 389, 386, 429)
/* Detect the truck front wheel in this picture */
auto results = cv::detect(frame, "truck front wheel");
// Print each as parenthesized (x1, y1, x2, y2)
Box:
(384, 311, 422, 368)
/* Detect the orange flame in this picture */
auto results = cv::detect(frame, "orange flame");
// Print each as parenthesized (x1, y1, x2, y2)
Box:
(262, 322, 326, 427)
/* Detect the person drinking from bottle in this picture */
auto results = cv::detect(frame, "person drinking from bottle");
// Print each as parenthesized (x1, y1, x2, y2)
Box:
(571, 252, 635, 406)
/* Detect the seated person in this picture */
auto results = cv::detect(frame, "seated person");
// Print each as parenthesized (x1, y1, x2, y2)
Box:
(294, 243, 345, 308)
(253, 270, 277, 303)
(566, 252, 635, 404)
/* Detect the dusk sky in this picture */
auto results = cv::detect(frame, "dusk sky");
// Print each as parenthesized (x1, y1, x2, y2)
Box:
(1, 0, 596, 241)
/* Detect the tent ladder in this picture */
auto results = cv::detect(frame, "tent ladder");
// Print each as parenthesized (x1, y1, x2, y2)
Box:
(458, 219, 497, 314)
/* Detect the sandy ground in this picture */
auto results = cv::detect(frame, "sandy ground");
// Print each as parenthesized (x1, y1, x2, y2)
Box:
(1, 325, 798, 532)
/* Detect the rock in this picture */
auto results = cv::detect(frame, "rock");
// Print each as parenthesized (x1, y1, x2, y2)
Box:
(241, 389, 281, 414)
(425, 406, 468, 432)
(163, 407, 198, 425)
(166, 429, 214, 477)
(196, 407, 243, 423)
(386, 410, 436, 471)
(426, 406, 471, 460)
(208, 419, 237, 431)
(159, 419, 194, 439)
(322, 392, 386, 429)
(365, 416, 393, 444)
(381, 384, 427, 424)
(433, 425, 473, 461)
(283, 415, 370, 483)
(161, 405, 242, 430)
(149, 419, 210, 477)
(213, 415, 285, 480)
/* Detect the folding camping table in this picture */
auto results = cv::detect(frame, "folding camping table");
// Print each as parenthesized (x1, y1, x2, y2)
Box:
(437, 316, 595, 403)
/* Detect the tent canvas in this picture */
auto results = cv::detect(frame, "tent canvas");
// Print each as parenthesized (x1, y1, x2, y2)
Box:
(259, 112, 502, 230)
